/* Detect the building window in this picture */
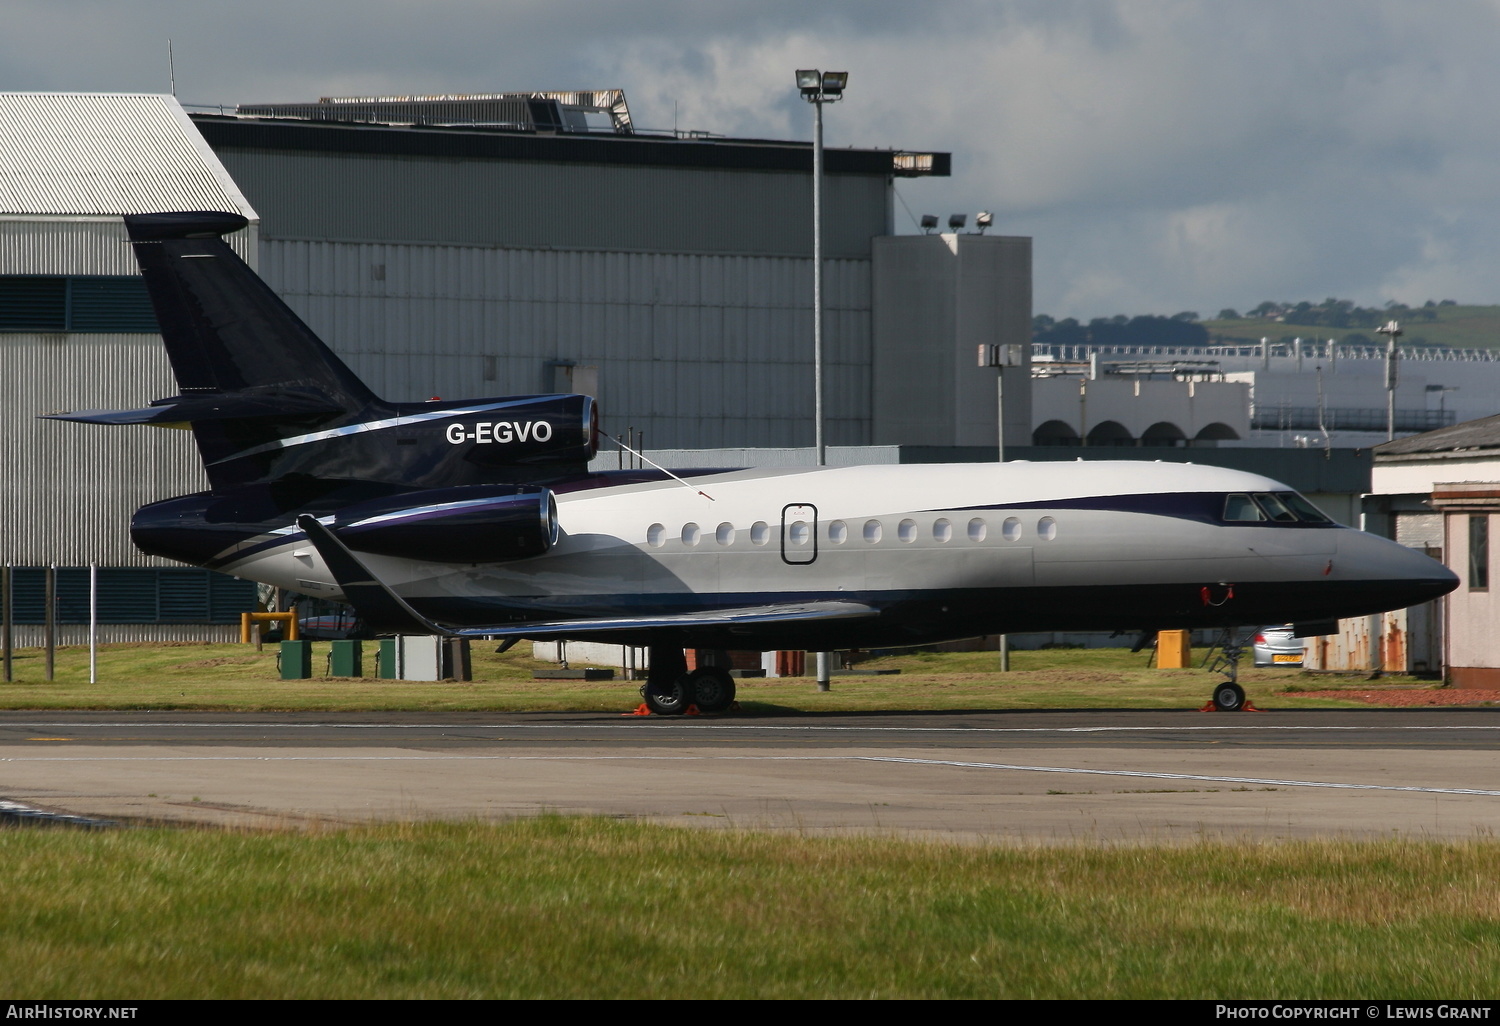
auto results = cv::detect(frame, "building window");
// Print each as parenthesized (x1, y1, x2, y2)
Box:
(0, 276, 158, 333)
(1470, 516, 1489, 591)
(3, 567, 255, 624)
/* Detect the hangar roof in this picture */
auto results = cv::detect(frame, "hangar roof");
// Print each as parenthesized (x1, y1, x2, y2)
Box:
(190, 111, 950, 179)
(1375, 414, 1500, 459)
(0, 93, 253, 218)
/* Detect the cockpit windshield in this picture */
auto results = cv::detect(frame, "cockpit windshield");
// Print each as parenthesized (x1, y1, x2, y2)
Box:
(1255, 493, 1298, 522)
(1221, 491, 1333, 525)
(1223, 494, 1265, 522)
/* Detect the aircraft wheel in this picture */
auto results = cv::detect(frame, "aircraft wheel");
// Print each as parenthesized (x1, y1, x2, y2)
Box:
(1212, 681, 1246, 712)
(642, 677, 691, 716)
(687, 667, 736, 714)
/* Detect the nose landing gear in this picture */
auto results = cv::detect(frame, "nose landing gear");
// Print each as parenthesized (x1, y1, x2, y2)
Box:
(1204, 629, 1250, 712)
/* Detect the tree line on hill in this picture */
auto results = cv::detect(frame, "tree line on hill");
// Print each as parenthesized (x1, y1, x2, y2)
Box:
(1031, 312, 1208, 348)
(1032, 297, 1459, 348)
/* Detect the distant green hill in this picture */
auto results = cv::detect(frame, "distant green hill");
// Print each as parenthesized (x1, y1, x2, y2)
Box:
(1202, 305, 1500, 350)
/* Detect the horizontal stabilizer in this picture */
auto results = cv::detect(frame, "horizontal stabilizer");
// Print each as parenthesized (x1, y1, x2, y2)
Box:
(41, 389, 345, 427)
(298, 513, 880, 640)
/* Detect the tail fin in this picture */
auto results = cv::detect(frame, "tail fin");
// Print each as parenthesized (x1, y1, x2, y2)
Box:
(121, 211, 383, 492)
(47, 212, 595, 495)
(124, 212, 376, 408)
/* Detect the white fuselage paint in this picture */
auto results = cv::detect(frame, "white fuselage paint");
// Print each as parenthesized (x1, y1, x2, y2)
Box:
(221, 461, 1443, 618)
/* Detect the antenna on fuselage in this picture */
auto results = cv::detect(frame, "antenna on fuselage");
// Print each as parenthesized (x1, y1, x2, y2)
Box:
(611, 433, 714, 501)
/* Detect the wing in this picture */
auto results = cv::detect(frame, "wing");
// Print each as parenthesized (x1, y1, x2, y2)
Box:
(40, 389, 344, 427)
(295, 515, 878, 639)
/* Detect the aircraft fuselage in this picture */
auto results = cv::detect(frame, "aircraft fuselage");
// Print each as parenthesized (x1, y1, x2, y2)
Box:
(133, 459, 1454, 651)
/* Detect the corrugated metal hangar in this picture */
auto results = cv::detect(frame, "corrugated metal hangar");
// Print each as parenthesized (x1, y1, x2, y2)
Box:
(1, 89, 1032, 641)
(0, 93, 259, 641)
(190, 94, 996, 451)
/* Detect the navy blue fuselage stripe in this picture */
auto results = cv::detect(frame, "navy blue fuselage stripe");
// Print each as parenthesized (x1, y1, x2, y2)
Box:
(943, 491, 1337, 527)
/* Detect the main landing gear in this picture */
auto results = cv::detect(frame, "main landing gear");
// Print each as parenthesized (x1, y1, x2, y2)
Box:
(640, 642, 738, 716)
(1204, 628, 1248, 712)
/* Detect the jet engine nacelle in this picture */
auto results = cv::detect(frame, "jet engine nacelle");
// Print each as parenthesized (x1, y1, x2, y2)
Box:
(332, 486, 560, 563)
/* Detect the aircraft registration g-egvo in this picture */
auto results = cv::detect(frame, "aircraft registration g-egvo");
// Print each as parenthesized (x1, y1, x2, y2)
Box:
(44, 211, 1458, 713)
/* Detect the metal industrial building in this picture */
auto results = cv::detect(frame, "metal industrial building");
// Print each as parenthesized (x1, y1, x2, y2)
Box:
(188, 93, 1002, 450)
(3, 90, 1037, 642)
(0, 93, 258, 642)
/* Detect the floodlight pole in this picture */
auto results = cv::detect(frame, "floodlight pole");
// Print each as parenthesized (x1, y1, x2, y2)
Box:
(980, 344, 1018, 671)
(813, 98, 825, 467)
(799, 70, 845, 693)
(812, 89, 830, 692)
(1377, 320, 1403, 441)
(797, 70, 846, 467)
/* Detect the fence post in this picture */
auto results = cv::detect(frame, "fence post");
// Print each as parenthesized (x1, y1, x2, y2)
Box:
(44, 564, 56, 682)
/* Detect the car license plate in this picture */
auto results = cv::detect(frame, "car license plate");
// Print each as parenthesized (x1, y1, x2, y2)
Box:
(1272, 653, 1301, 663)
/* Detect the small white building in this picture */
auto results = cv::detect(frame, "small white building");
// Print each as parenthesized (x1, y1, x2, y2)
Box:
(1030, 369, 1248, 447)
(1366, 416, 1500, 685)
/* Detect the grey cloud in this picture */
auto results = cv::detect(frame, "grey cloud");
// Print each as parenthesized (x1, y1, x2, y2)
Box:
(5, 0, 1500, 318)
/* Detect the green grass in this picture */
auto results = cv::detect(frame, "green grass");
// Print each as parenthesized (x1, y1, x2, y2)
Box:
(1203, 305, 1500, 350)
(0, 641, 1430, 711)
(2, 818, 1498, 999)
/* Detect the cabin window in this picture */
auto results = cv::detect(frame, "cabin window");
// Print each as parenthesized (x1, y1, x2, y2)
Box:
(647, 524, 665, 547)
(750, 522, 770, 545)
(1037, 516, 1057, 541)
(898, 519, 917, 543)
(682, 523, 701, 546)
(715, 523, 735, 546)
(933, 518, 952, 543)
(1002, 517, 1022, 541)
(1470, 515, 1489, 591)
(864, 520, 883, 543)
(788, 521, 810, 546)
(968, 518, 987, 542)
(829, 520, 848, 544)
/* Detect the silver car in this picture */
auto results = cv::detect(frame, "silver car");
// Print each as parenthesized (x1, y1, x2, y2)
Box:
(1252, 625, 1304, 667)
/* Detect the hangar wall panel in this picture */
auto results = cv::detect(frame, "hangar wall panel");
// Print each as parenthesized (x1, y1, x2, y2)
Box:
(5, 624, 238, 646)
(0, 217, 255, 275)
(217, 149, 887, 260)
(872, 234, 1032, 447)
(261, 239, 873, 449)
(0, 337, 205, 565)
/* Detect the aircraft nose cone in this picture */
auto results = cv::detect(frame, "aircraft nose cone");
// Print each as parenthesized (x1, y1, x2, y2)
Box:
(1340, 530, 1458, 609)
(1394, 569, 1460, 608)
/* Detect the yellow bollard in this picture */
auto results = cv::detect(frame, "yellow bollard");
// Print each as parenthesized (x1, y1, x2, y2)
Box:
(240, 610, 299, 643)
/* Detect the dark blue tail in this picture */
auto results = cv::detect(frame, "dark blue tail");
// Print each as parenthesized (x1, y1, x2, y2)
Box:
(45, 211, 598, 496)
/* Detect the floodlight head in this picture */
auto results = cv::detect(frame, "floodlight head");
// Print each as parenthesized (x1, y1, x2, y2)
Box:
(821, 71, 848, 95)
(796, 69, 822, 96)
(948, 214, 967, 231)
(920, 214, 938, 234)
(975, 211, 993, 232)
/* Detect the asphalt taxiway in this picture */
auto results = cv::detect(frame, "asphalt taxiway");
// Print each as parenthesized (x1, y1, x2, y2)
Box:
(1, 708, 1498, 842)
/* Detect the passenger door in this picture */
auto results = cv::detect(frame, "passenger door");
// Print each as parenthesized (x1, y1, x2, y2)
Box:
(781, 503, 818, 565)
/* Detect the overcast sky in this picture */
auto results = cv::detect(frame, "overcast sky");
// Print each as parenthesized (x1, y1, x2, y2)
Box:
(6, 0, 1500, 320)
